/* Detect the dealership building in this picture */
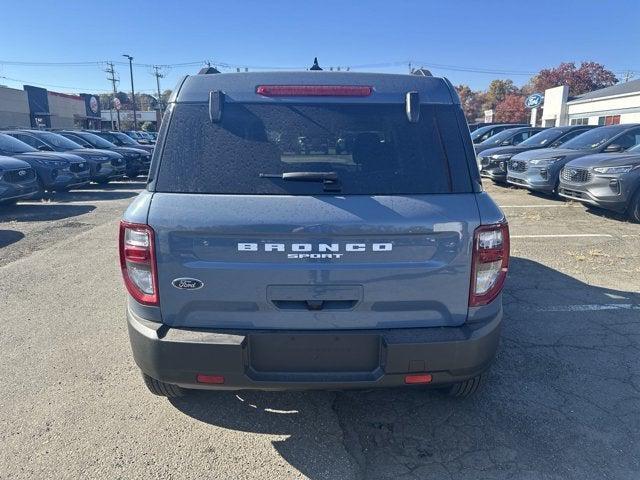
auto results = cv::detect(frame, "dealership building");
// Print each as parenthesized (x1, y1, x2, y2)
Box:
(533, 79, 640, 127)
(0, 85, 102, 129)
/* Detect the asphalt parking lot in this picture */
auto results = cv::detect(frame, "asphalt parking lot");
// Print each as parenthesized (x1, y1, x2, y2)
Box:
(1, 181, 639, 480)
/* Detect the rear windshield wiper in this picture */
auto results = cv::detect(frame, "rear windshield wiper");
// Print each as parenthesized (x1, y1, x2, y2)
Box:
(259, 171, 341, 191)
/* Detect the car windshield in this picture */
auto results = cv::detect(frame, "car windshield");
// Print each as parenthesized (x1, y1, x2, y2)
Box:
(156, 102, 471, 195)
(112, 132, 138, 145)
(561, 126, 626, 151)
(470, 125, 497, 141)
(0, 133, 38, 153)
(35, 131, 83, 150)
(480, 128, 519, 146)
(74, 132, 116, 149)
(519, 128, 563, 147)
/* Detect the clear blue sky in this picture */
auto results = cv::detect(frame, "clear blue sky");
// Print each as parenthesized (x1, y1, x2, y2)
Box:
(1, 0, 639, 96)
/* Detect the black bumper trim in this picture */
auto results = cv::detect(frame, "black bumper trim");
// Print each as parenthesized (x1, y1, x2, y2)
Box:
(127, 308, 502, 390)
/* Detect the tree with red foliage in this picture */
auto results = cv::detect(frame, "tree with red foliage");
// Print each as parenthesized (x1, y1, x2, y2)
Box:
(455, 84, 485, 121)
(494, 94, 529, 123)
(531, 62, 617, 95)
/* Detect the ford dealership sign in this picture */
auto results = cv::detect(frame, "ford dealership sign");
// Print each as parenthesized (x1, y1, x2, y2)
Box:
(525, 93, 544, 109)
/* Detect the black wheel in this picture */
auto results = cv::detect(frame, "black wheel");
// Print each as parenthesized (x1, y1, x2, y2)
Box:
(95, 178, 111, 185)
(142, 373, 184, 398)
(125, 168, 140, 179)
(0, 198, 17, 206)
(439, 374, 485, 398)
(628, 190, 640, 223)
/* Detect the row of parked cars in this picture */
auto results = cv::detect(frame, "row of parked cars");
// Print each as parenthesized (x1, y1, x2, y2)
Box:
(475, 123, 640, 222)
(0, 129, 155, 205)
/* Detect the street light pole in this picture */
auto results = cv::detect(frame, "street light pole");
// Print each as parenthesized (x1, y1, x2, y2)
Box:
(122, 54, 137, 130)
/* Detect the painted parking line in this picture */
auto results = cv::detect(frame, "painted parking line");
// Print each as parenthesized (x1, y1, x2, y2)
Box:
(511, 234, 613, 239)
(531, 303, 640, 312)
(501, 205, 569, 208)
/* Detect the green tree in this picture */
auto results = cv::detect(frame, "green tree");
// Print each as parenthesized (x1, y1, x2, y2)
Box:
(483, 79, 517, 110)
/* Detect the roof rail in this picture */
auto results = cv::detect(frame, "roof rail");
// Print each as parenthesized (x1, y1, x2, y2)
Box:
(198, 66, 221, 75)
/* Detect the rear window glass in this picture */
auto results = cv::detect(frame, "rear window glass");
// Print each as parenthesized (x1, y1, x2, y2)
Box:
(155, 103, 471, 195)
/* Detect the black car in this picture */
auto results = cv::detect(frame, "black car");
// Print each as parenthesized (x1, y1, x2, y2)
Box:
(559, 144, 640, 222)
(59, 131, 151, 179)
(88, 130, 154, 155)
(470, 123, 528, 144)
(474, 126, 545, 155)
(0, 133, 90, 192)
(477, 125, 596, 182)
(5, 129, 125, 184)
(0, 155, 39, 205)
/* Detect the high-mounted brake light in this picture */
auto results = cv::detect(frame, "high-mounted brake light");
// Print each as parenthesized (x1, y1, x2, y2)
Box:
(469, 223, 510, 307)
(119, 221, 159, 306)
(256, 85, 372, 97)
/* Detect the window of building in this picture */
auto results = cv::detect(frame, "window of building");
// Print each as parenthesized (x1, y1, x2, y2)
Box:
(598, 115, 621, 126)
(570, 118, 589, 125)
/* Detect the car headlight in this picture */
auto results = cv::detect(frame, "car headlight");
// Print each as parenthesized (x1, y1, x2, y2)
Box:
(490, 153, 513, 160)
(593, 165, 635, 174)
(530, 156, 565, 166)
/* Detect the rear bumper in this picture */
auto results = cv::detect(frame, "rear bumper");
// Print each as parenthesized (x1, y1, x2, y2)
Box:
(128, 307, 502, 390)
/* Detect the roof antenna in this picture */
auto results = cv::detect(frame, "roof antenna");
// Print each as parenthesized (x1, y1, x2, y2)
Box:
(310, 57, 322, 71)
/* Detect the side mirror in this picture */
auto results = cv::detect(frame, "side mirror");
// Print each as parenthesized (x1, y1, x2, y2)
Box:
(37, 145, 53, 151)
(604, 144, 623, 153)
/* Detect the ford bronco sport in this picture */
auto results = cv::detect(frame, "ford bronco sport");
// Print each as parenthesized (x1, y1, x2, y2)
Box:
(120, 71, 509, 398)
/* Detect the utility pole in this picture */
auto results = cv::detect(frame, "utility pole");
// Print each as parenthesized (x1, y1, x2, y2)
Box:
(122, 54, 137, 130)
(105, 61, 121, 130)
(623, 70, 635, 83)
(152, 65, 165, 113)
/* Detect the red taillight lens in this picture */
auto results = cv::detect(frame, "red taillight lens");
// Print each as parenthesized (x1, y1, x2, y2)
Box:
(256, 85, 372, 97)
(469, 223, 510, 307)
(119, 221, 159, 306)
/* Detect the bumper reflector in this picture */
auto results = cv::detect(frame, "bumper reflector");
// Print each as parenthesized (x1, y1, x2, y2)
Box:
(196, 374, 225, 384)
(404, 373, 433, 384)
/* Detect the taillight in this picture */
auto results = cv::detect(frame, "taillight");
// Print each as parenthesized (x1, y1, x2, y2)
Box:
(469, 223, 509, 307)
(119, 221, 159, 306)
(256, 85, 372, 97)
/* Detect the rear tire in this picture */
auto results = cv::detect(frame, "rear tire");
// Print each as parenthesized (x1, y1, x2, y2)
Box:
(125, 167, 140, 179)
(439, 373, 485, 398)
(142, 373, 184, 398)
(95, 178, 111, 185)
(628, 190, 640, 223)
(0, 198, 17, 206)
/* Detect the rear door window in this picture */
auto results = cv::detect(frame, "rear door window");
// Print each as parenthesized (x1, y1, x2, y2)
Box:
(155, 103, 472, 195)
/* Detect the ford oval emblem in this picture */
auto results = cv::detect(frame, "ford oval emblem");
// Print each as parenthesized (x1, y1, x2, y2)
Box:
(172, 278, 204, 290)
(525, 93, 544, 109)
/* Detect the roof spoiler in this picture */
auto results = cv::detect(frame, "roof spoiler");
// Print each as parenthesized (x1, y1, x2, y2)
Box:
(209, 90, 225, 123)
(405, 91, 420, 123)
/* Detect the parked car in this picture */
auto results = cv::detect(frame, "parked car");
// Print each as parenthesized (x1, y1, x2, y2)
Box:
(470, 123, 528, 144)
(558, 143, 640, 222)
(0, 155, 39, 205)
(4, 129, 125, 184)
(0, 133, 90, 192)
(507, 124, 640, 194)
(58, 130, 151, 179)
(125, 130, 154, 144)
(121, 71, 509, 399)
(478, 125, 595, 182)
(474, 126, 545, 155)
(89, 130, 154, 155)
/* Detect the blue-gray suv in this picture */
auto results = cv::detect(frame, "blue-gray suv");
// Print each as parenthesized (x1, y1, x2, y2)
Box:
(4, 129, 125, 184)
(120, 71, 509, 398)
(0, 155, 39, 205)
(0, 133, 90, 192)
(507, 124, 640, 194)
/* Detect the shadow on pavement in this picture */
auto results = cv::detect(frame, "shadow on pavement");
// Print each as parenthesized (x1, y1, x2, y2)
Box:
(169, 257, 640, 480)
(0, 230, 25, 248)
(0, 204, 96, 222)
